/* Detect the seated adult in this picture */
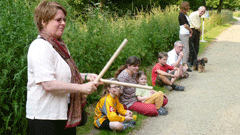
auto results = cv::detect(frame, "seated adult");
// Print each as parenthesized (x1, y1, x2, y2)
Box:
(115, 56, 158, 116)
(167, 41, 189, 78)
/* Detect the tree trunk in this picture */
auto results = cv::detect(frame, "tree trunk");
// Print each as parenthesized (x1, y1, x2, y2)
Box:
(217, 0, 224, 14)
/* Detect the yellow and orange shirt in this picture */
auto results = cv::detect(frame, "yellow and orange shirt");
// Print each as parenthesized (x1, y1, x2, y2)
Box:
(94, 94, 127, 128)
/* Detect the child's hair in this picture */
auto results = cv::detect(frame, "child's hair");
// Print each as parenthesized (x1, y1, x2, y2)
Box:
(136, 70, 147, 83)
(158, 52, 168, 59)
(114, 56, 140, 78)
(101, 78, 119, 97)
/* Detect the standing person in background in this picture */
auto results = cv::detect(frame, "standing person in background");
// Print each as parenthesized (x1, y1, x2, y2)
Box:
(115, 56, 158, 116)
(26, 1, 99, 134)
(178, 1, 192, 72)
(188, 6, 206, 67)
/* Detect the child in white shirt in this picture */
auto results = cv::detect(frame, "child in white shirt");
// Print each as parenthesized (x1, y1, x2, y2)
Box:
(135, 71, 168, 115)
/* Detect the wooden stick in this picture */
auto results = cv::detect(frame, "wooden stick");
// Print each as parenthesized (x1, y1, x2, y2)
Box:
(95, 39, 128, 82)
(100, 78, 153, 90)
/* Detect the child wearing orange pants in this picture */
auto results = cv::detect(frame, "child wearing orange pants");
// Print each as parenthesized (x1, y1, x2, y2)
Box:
(136, 71, 168, 115)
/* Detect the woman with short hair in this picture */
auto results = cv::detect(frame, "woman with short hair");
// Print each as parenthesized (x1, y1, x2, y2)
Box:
(26, 1, 99, 134)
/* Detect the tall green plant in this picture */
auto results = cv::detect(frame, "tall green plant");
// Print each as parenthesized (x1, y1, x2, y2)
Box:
(0, 0, 37, 134)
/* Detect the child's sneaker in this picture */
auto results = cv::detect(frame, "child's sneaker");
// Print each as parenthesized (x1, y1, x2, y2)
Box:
(123, 120, 136, 130)
(157, 107, 168, 115)
(128, 120, 136, 127)
(174, 85, 185, 91)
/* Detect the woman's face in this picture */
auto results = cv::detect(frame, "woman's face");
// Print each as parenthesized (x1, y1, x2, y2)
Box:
(127, 64, 139, 74)
(138, 74, 147, 85)
(42, 9, 66, 38)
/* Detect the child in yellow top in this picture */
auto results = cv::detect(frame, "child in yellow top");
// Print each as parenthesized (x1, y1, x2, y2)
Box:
(94, 78, 136, 131)
(136, 71, 168, 115)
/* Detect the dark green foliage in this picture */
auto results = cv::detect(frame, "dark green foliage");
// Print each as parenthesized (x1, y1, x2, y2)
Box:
(0, 0, 37, 134)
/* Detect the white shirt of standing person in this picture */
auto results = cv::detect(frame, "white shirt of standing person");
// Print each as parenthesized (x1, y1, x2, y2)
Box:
(26, 36, 71, 120)
(167, 49, 183, 67)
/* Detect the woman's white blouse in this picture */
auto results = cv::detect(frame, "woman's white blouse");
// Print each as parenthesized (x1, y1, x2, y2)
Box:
(180, 15, 190, 34)
(26, 36, 71, 120)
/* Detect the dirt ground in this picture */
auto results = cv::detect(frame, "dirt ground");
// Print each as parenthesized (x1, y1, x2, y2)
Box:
(130, 18, 240, 135)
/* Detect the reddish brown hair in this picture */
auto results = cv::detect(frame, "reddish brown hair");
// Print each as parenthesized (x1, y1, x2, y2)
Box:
(34, 1, 67, 32)
(180, 1, 189, 14)
(114, 56, 140, 78)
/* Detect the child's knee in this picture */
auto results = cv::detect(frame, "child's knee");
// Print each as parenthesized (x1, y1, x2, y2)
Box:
(157, 91, 163, 96)
(110, 122, 123, 130)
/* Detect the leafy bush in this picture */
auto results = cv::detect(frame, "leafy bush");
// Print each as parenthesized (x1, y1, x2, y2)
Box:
(205, 10, 235, 32)
(233, 11, 240, 17)
(0, 0, 37, 134)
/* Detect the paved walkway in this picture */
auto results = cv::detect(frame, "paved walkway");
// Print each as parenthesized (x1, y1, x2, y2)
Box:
(131, 18, 240, 135)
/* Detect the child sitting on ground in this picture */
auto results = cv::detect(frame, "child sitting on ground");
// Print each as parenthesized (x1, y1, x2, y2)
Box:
(136, 71, 168, 115)
(152, 52, 185, 91)
(94, 78, 136, 131)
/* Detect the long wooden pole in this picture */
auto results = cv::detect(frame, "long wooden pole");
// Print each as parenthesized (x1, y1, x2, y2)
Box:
(100, 78, 153, 90)
(95, 39, 128, 82)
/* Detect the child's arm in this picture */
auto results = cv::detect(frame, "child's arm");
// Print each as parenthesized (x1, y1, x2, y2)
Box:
(116, 100, 133, 122)
(174, 67, 179, 70)
(106, 101, 126, 122)
(125, 110, 133, 117)
(157, 70, 175, 78)
(137, 95, 152, 102)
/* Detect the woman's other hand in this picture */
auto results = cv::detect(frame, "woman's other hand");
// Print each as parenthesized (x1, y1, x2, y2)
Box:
(81, 81, 99, 95)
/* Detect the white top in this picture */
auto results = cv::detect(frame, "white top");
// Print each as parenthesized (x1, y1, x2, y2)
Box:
(26, 36, 71, 120)
(167, 49, 182, 66)
(179, 15, 190, 34)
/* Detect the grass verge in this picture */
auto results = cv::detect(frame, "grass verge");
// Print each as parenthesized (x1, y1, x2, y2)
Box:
(199, 22, 235, 55)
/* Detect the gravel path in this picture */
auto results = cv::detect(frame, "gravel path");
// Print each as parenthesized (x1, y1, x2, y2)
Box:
(131, 18, 240, 135)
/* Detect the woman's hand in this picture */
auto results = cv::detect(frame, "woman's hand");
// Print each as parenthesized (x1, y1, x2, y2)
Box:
(87, 73, 98, 82)
(81, 81, 99, 95)
(189, 29, 193, 37)
(125, 116, 133, 122)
